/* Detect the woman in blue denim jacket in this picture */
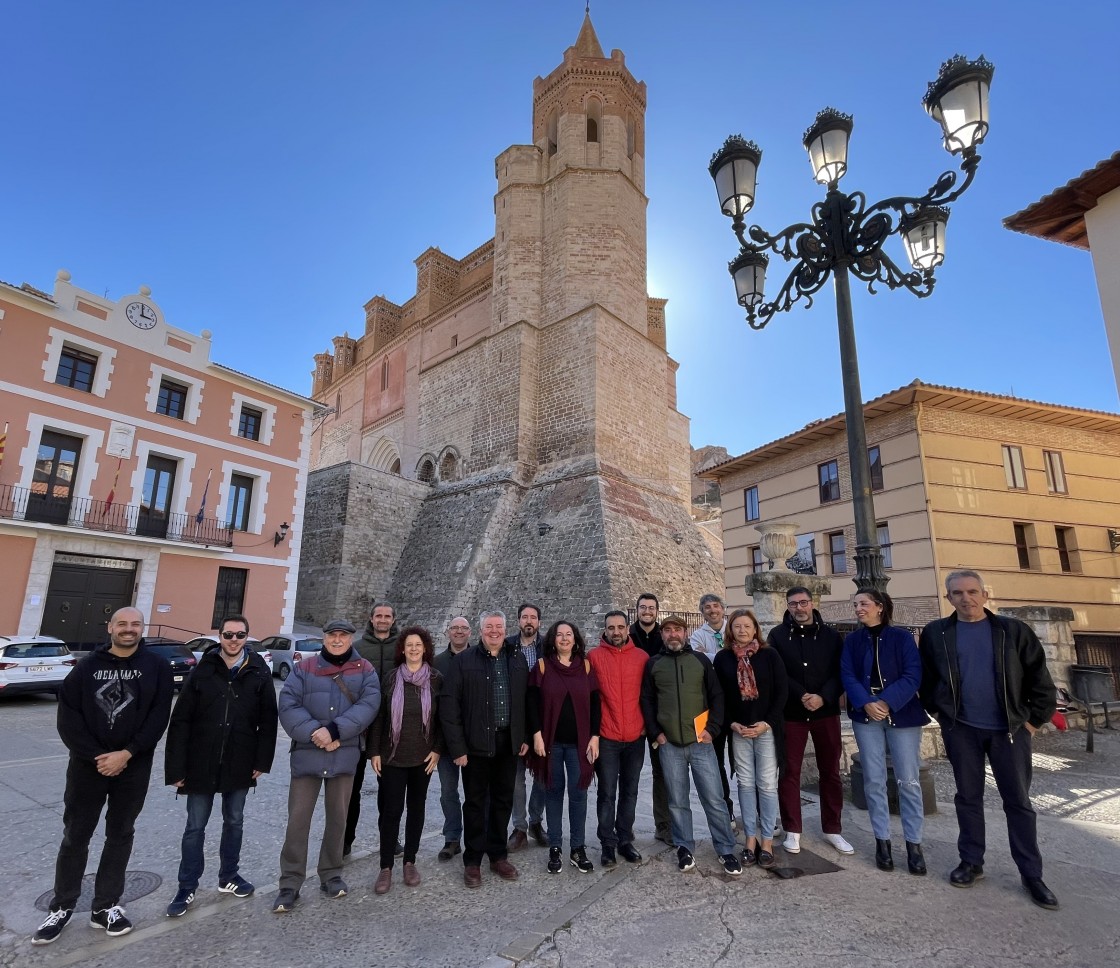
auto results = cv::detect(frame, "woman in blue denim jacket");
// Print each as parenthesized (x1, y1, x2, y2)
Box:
(841, 589, 929, 876)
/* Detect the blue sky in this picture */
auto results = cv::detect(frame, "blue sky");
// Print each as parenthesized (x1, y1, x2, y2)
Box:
(5, 1, 1119, 458)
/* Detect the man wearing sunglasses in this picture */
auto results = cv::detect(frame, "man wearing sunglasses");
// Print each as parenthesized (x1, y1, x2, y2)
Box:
(163, 615, 278, 917)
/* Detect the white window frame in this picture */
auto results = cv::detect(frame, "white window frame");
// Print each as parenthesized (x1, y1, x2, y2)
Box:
(145, 365, 203, 424)
(229, 392, 276, 445)
(1043, 450, 1067, 494)
(42, 327, 116, 398)
(1002, 444, 1026, 490)
(217, 460, 270, 535)
(16, 413, 105, 504)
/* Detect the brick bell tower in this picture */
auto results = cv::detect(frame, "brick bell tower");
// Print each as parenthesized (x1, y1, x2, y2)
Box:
(388, 15, 723, 632)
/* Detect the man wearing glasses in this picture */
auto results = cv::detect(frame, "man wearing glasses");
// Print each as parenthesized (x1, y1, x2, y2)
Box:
(769, 587, 854, 856)
(163, 615, 279, 917)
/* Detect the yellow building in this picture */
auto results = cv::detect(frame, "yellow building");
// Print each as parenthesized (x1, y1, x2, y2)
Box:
(704, 380, 1120, 655)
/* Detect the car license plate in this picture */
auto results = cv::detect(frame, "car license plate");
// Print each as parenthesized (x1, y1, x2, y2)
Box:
(30, 665, 52, 674)
(174, 675, 184, 683)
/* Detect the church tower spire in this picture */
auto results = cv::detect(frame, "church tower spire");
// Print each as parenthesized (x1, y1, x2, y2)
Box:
(573, 10, 605, 58)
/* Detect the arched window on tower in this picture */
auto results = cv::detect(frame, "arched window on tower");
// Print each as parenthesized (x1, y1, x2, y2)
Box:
(417, 457, 436, 485)
(380, 357, 390, 391)
(586, 99, 601, 143)
(627, 115, 636, 159)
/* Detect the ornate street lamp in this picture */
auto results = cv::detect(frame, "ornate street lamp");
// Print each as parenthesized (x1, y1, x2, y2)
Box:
(709, 55, 993, 591)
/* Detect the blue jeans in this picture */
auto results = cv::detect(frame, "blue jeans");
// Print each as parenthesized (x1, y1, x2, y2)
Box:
(596, 737, 644, 849)
(545, 743, 587, 850)
(436, 753, 463, 842)
(177, 788, 248, 891)
(731, 730, 779, 841)
(512, 755, 545, 830)
(852, 720, 924, 843)
(658, 741, 736, 856)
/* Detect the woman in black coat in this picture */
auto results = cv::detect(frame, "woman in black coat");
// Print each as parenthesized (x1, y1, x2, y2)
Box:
(713, 609, 787, 869)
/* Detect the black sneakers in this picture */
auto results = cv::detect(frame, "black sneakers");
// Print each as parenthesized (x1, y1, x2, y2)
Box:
(166, 889, 195, 917)
(90, 905, 133, 937)
(320, 876, 349, 899)
(547, 846, 563, 874)
(677, 846, 695, 872)
(32, 908, 72, 945)
(272, 888, 300, 913)
(218, 875, 255, 897)
(569, 847, 594, 873)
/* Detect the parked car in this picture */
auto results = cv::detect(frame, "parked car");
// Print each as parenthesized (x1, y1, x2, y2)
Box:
(183, 635, 271, 668)
(0, 636, 76, 698)
(143, 643, 197, 690)
(260, 635, 323, 680)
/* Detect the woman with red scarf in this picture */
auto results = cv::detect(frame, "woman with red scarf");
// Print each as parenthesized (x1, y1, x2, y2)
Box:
(528, 621, 600, 875)
(714, 609, 787, 869)
(368, 626, 442, 895)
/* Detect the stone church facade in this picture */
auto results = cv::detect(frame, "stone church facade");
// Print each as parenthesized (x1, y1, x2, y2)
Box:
(296, 16, 724, 634)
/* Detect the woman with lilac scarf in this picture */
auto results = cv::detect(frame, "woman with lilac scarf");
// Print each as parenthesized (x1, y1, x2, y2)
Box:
(368, 625, 443, 895)
(714, 609, 788, 869)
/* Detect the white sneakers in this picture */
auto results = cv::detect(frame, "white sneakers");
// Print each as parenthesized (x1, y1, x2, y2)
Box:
(783, 832, 801, 853)
(824, 833, 855, 855)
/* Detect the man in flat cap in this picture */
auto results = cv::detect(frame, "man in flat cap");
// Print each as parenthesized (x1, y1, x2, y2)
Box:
(641, 614, 740, 876)
(273, 619, 380, 913)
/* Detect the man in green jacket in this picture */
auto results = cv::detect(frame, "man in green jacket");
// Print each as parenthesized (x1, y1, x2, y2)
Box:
(345, 601, 399, 856)
(640, 614, 741, 877)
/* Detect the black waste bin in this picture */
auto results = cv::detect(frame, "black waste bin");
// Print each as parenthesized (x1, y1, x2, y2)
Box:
(1069, 665, 1115, 704)
(850, 752, 937, 816)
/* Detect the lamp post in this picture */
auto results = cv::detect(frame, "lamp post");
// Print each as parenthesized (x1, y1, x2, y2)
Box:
(709, 55, 993, 592)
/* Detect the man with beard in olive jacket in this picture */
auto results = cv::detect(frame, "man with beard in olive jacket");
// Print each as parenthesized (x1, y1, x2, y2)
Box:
(164, 614, 278, 917)
(345, 601, 399, 856)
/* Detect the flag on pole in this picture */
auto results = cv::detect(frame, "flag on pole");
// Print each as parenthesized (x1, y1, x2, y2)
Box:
(195, 469, 212, 525)
(104, 457, 123, 512)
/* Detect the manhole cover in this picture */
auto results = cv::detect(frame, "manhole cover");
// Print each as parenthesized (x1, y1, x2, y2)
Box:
(35, 871, 163, 913)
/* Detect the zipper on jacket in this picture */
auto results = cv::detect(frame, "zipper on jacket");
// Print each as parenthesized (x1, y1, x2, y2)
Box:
(995, 624, 1014, 742)
(940, 628, 959, 721)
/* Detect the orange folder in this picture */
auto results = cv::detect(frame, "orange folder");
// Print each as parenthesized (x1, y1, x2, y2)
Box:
(694, 710, 709, 742)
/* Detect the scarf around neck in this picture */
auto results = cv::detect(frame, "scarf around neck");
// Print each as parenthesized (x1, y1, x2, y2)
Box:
(732, 640, 761, 700)
(390, 662, 432, 759)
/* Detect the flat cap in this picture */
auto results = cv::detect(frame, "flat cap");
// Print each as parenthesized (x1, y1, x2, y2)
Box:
(660, 613, 689, 630)
(322, 619, 357, 634)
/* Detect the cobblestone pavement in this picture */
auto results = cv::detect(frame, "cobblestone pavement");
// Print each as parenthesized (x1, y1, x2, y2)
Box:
(2, 690, 1118, 968)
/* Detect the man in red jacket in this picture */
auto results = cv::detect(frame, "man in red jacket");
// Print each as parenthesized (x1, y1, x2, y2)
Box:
(588, 611, 648, 869)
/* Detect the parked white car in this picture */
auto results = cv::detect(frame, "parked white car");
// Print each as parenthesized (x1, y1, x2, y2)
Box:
(183, 636, 271, 669)
(0, 636, 76, 698)
(260, 635, 323, 680)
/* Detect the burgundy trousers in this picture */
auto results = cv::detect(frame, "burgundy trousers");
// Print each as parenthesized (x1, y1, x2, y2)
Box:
(779, 715, 844, 834)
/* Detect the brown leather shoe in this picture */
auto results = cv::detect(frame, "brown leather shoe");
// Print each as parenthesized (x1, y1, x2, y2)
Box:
(490, 858, 519, 881)
(507, 829, 528, 852)
(403, 862, 420, 887)
(463, 865, 482, 889)
(374, 868, 392, 895)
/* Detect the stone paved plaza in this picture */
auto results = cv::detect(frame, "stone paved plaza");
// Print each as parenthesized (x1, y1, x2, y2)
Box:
(2, 687, 1118, 968)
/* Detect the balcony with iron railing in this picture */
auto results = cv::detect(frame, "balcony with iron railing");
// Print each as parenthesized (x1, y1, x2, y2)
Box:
(0, 482, 233, 548)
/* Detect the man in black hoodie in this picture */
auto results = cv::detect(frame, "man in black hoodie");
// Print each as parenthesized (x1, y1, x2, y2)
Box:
(345, 601, 399, 856)
(768, 587, 853, 857)
(33, 608, 173, 946)
(629, 592, 671, 844)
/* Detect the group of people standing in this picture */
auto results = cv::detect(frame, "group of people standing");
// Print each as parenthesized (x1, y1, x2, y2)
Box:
(32, 566, 1060, 946)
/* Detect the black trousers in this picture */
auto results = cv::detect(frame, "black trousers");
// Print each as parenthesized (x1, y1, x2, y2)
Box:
(344, 753, 368, 850)
(50, 754, 153, 911)
(711, 730, 735, 821)
(461, 733, 517, 866)
(377, 763, 432, 869)
(942, 722, 1043, 878)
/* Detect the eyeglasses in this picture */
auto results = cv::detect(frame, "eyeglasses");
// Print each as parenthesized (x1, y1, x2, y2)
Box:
(221, 631, 248, 640)
(787, 600, 813, 608)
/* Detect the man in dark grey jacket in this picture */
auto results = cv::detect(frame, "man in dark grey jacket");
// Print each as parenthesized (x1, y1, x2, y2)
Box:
(440, 609, 528, 888)
(919, 570, 1058, 911)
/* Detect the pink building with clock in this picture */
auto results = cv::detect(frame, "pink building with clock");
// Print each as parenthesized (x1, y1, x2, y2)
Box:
(0, 269, 322, 646)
